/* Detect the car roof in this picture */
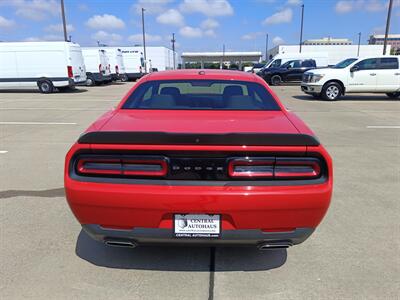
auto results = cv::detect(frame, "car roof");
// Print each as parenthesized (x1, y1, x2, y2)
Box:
(144, 69, 260, 82)
(357, 55, 399, 60)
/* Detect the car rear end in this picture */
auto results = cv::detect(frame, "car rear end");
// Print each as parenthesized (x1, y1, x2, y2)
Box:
(64, 71, 332, 249)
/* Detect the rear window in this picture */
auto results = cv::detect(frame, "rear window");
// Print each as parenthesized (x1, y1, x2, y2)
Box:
(122, 80, 280, 111)
(379, 58, 399, 69)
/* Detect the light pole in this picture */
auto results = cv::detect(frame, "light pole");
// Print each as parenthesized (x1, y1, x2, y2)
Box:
(171, 33, 176, 70)
(141, 8, 147, 72)
(60, 0, 68, 42)
(265, 33, 269, 61)
(299, 4, 304, 53)
(357, 32, 361, 56)
(383, 0, 393, 55)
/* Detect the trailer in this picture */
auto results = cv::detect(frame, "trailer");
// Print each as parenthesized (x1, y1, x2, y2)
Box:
(267, 44, 390, 66)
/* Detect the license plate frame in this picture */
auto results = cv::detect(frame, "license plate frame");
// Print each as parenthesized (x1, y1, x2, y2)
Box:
(173, 214, 221, 238)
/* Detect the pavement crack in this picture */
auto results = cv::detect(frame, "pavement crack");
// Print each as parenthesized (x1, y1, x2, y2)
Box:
(0, 188, 65, 199)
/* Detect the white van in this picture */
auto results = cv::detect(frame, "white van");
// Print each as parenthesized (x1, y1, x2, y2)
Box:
(119, 48, 145, 80)
(265, 53, 329, 69)
(0, 41, 86, 93)
(81, 48, 112, 86)
(99, 47, 127, 82)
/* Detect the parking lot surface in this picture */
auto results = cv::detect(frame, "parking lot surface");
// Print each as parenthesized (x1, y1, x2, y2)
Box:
(1, 83, 399, 300)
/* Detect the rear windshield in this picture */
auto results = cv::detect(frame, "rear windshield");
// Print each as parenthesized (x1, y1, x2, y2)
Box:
(122, 80, 280, 111)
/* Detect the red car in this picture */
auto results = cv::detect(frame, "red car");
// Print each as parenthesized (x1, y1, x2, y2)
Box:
(65, 70, 332, 250)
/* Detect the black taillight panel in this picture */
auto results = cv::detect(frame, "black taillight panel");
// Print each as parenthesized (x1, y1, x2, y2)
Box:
(71, 152, 327, 182)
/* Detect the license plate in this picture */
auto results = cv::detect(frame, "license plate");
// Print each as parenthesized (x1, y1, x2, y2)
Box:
(174, 214, 221, 238)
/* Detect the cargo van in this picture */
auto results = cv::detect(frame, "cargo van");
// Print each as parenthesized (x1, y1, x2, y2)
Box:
(98, 47, 127, 82)
(81, 48, 112, 86)
(119, 48, 145, 80)
(265, 53, 329, 69)
(0, 41, 86, 93)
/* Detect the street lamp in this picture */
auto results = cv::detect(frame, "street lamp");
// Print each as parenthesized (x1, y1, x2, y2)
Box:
(60, 0, 68, 42)
(141, 8, 147, 73)
(357, 32, 361, 56)
(299, 4, 304, 53)
(383, 0, 393, 55)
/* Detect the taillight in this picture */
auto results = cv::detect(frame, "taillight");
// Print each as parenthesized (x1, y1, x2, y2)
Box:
(274, 158, 321, 179)
(67, 66, 73, 78)
(76, 156, 168, 177)
(99, 64, 102, 73)
(115, 65, 119, 74)
(228, 158, 274, 178)
(228, 157, 321, 180)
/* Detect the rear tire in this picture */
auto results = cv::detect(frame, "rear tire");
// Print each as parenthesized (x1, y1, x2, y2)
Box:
(386, 92, 400, 99)
(86, 76, 95, 86)
(270, 75, 282, 86)
(120, 74, 128, 82)
(37, 80, 54, 94)
(322, 82, 342, 101)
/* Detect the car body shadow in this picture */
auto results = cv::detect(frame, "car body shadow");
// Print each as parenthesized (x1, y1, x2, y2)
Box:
(293, 94, 398, 101)
(75, 230, 287, 272)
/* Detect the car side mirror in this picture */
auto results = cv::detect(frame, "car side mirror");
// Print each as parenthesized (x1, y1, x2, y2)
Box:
(350, 66, 359, 72)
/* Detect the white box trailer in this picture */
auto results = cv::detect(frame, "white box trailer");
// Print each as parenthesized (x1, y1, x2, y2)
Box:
(267, 44, 390, 66)
(118, 48, 145, 81)
(133, 46, 176, 71)
(81, 48, 112, 85)
(265, 52, 329, 68)
(0, 41, 86, 93)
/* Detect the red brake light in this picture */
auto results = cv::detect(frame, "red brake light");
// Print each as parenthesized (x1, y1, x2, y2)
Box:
(99, 64, 102, 73)
(228, 157, 322, 179)
(76, 156, 168, 177)
(115, 65, 119, 74)
(274, 158, 321, 179)
(67, 66, 73, 78)
(228, 158, 274, 178)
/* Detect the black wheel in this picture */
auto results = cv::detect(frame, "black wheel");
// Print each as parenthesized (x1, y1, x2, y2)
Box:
(86, 76, 95, 86)
(386, 92, 400, 99)
(120, 74, 128, 82)
(270, 75, 282, 86)
(37, 80, 54, 94)
(322, 82, 342, 101)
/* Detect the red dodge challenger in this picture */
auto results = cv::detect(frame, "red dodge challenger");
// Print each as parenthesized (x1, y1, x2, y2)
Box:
(65, 70, 332, 250)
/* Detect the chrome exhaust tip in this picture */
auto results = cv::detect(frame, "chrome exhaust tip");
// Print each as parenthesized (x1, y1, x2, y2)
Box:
(104, 239, 137, 248)
(258, 242, 292, 250)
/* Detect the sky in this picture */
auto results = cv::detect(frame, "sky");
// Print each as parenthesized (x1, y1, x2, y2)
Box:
(0, 0, 399, 54)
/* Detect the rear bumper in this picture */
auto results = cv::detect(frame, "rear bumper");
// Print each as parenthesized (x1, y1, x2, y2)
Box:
(301, 84, 323, 94)
(82, 224, 314, 247)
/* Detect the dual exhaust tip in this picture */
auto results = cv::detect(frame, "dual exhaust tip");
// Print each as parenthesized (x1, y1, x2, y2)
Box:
(104, 239, 292, 250)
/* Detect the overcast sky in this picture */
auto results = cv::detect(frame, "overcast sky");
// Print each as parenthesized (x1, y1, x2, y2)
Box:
(0, 0, 399, 53)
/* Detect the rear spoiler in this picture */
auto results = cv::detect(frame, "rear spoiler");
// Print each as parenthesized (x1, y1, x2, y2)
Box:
(78, 131, 320, 146)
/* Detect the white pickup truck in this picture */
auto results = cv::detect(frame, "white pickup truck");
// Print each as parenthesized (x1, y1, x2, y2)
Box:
(301, 56, 400, 100)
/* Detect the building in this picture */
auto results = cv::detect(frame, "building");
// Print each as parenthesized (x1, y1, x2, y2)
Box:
(267, 44, 390, 66)
(368, 34, 400, 53)
(303, 37, 352, 45)
(181, 52, 262, 69)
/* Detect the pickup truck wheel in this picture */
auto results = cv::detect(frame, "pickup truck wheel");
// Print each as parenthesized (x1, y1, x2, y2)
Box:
(386, 92, 400, 99)
(322, 83, 341, 101)
(86, 76, 95, 86)
(270, 75, 282, 86)
(37, 80, 54, 94)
